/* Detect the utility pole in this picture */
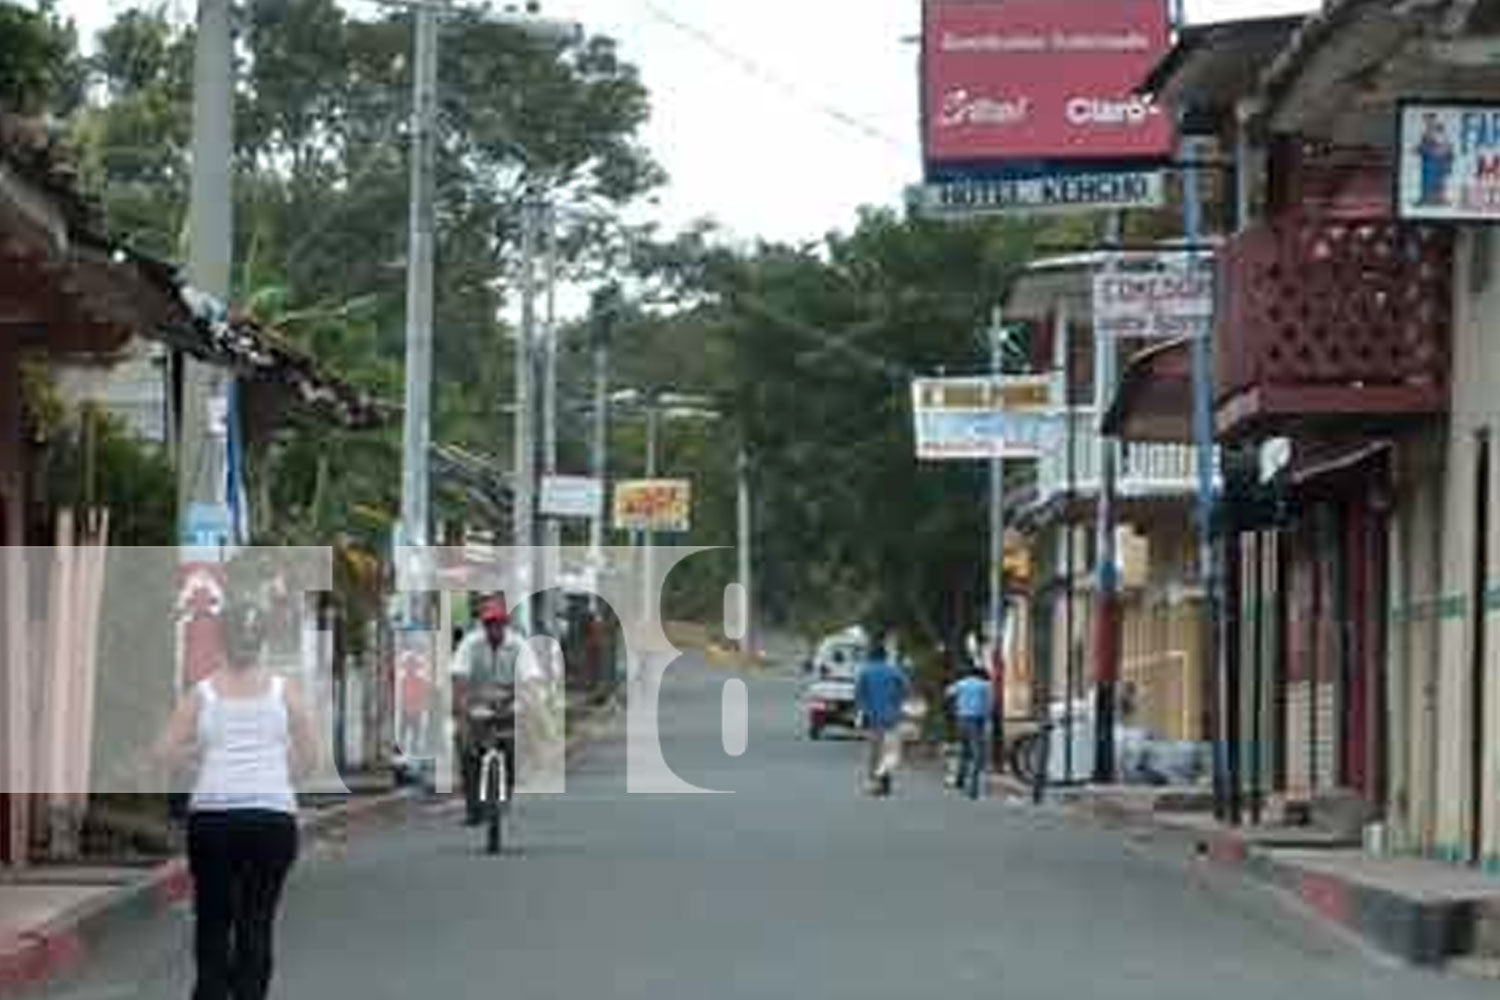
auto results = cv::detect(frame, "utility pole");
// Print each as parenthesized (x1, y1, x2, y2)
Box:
(1093, 213, 1124, 784)
(737, 446, 754, 658)
(399, 0, 440, 565)
(540, 204, 560, 633)
(181, 0, 234, 546)
(588, 288, 617, 614)
(988, 308, 1007, 769)
(1035, 301, 1070, 805)
(514, 193, 543, 636)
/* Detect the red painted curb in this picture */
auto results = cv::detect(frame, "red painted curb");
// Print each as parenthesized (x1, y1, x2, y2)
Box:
(0, 934, 44, 992)
(1299, 871, 1353, 926)
(1207, 833, 1249, 866)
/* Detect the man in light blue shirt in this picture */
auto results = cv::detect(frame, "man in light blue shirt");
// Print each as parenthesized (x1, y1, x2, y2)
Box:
(855, 641, 910, 797)
(946, 666, 994, 800)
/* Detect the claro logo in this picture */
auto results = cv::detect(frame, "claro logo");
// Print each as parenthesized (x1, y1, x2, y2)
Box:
(1066, 96, 1159, 127)
(940, 89, 1030, 128)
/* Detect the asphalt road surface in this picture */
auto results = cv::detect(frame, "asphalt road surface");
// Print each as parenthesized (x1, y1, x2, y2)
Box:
(27, 653, 1500, 1000)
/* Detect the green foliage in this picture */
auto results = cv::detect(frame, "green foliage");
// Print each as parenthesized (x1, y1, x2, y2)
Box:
(35, 402, 176, 547)
(620, 208, 1067, 655)
(0, 1, 84, 114)
(65, 1, 664, 558)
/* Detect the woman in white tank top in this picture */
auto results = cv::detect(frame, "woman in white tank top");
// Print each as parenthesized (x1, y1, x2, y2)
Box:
(156, 603, 316, 1000)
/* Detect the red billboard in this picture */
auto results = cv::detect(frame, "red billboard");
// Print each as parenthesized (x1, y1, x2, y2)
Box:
(923, 0, 1174, 171)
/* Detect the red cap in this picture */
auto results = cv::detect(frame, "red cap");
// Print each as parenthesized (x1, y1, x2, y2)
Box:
(479, 597, 510, 624)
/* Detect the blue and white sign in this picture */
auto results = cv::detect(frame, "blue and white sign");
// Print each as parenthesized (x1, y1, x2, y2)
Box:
(910, 170, 1164, 217)
(1398, 102, 1500, 221)
(181, 502, 232, 549)
(912, 376, 1061, 461)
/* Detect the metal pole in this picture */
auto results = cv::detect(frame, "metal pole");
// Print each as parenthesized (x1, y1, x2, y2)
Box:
(1183, 132, 1223, 815)
(1064, 303, 1077, 785)
(737, 446, 754, 657)
(514, 194, 540, 635)
(1093, 212, 1124, 784)
(988, 308, 1007, 768)
(399, 0, 439, 556)
(182, 0, 234, 537)
(642, 402, 660, 625)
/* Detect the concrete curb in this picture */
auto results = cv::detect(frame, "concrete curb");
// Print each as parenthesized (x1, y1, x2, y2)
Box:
(0, 698, 620, 996)
(1056, 795, 1480, 968)
(0, 787, 417, 997)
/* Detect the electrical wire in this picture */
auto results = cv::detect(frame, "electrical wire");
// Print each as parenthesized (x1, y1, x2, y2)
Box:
(630, 0, 914, 155)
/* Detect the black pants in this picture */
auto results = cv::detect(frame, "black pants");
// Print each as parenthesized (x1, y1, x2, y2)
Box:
(187, 810, 298, 1000)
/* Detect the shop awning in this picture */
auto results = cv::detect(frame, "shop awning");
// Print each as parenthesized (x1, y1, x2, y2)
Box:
(1103, 337, 1194, 444)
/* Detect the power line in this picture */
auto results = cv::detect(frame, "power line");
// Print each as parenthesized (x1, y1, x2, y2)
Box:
(631, 0, 914, 155)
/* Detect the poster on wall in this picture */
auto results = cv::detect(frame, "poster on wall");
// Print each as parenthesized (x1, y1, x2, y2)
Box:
(1397, 102, 1500, 221)
(922, 0, 1174, 176)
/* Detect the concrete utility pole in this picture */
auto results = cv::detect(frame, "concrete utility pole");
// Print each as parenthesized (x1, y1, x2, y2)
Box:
(588, 289, 616, 614)
(399, 0, 441, 561)
(514, 194, 544, 635)
(182, 0, 234, 539)
(539, 206, 560, 633)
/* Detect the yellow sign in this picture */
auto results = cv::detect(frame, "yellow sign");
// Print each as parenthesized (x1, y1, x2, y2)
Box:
(913, 376, 1051, 414)
(613, 480, 692, 533)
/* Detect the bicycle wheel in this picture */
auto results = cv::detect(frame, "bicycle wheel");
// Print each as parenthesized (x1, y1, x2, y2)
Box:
(484, 753, 504, 855)
(1008, 733, 1040, 784)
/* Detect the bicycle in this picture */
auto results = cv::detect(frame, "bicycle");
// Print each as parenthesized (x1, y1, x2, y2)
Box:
(466, 688, 515, 855)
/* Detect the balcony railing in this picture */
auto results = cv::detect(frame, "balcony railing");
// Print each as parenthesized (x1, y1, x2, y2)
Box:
(1036, 410, 1202, 505)
(1216, 213, 1452, 438)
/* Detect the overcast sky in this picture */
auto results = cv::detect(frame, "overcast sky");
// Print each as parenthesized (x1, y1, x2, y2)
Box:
(62, 0, 1322, 245)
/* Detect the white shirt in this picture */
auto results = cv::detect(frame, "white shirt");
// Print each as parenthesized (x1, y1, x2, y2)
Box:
(189, 675, 298, 815)
(452, 628, 526, 685)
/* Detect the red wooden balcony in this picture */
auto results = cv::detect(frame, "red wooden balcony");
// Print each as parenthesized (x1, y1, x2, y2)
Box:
(1216, 214, 1452, 440)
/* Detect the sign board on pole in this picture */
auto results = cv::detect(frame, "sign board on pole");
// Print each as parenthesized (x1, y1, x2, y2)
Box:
(1397, 102, 1500, 221)
(540, 475, 604, 519)
(1093, 254, 1215, 338)
(911, 376, 1061, 461)
(922, 0, 1174, 173)
(911, 170, 1163, 217)
(613, 480, 692, 533)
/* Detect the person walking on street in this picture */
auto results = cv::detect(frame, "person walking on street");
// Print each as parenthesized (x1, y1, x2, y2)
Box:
(947, 665, 994, 800)
(855, 639, 910, 797)
(155, 602, 316, 1000)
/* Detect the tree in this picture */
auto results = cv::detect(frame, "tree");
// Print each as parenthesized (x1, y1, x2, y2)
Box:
(618, 208, 1062, 677)
(0, 1, 85, 115)
(66, 1, 665, 550)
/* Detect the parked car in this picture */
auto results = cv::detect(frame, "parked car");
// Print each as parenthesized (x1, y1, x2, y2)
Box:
(803, 676, 857, 739)
(800, 628, 867, 738)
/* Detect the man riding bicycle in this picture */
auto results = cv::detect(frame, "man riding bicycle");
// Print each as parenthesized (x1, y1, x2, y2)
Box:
(452, 596, 523, 825)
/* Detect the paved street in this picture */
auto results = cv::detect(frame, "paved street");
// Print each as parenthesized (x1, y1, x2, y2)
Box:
(24, 653, 1500, 1000)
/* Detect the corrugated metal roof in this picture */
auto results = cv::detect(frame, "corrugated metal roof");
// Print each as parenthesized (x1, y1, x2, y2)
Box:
(0, 111, 391, 430)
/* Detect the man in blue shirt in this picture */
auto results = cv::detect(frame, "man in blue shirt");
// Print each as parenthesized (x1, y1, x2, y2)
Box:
(855, 641, 910, 797)
(946, 666, 994, 800)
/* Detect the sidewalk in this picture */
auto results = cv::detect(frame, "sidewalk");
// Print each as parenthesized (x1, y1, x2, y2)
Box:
(994, 773, 1500, 968)
(0, 692, 620, 995)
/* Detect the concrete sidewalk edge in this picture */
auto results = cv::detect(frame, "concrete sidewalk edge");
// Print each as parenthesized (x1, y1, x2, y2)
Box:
(1001, 774, 1495, 968)
(0, 696, 621, 996)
